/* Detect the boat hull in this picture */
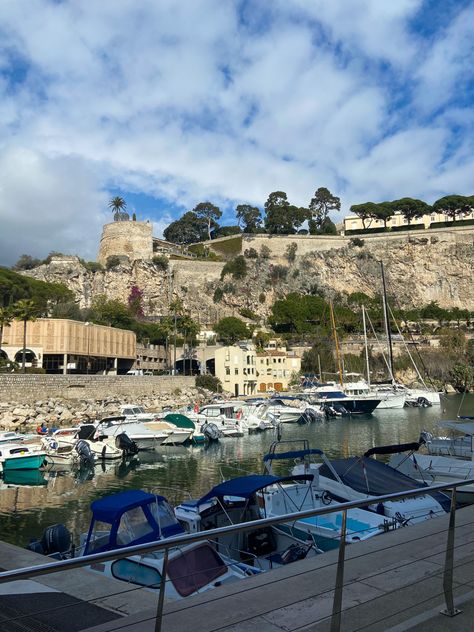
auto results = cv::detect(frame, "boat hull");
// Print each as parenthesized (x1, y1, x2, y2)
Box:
(3, 454, 46, 471)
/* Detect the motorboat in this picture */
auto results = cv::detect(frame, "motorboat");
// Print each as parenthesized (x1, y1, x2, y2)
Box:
(41, 435, 96, 469)
(265, 397, 319, 423)
(419, 421, 474, 458)
(0, 443, 46, 473)
(98, 416, 170, 450)
(342, 376, 406, 409)
(175, 474, 323, 567)
(187, 403, 245, 437)
(48, 424, 125, 460)
(261, 443, 392, 549)
(29, 489, 256, 600)
(301, 384, 381, 416)
(389, 444, 474, 505)
(289, 441, 450, 526)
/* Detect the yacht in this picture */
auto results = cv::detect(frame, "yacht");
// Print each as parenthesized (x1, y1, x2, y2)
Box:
(302, 384, 381, 416)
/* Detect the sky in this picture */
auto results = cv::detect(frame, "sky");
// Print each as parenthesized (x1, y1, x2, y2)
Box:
(0, 0, 473, 265)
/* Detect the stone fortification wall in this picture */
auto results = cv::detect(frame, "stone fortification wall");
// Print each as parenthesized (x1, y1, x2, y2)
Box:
(207, 224, 474, 262)
(98, 221, 153, 264)
(0, 374, 195, 403)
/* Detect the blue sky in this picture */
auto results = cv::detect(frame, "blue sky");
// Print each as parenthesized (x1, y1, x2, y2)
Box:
(0, 0, 473, 264)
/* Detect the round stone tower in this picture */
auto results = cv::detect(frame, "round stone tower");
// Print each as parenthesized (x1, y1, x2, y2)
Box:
(98, 220, 154, 265)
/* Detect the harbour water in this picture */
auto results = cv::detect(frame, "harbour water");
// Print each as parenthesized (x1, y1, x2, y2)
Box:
(0, 393, 473, 549)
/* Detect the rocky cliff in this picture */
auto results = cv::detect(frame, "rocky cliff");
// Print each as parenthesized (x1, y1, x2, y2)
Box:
(24, 228, 474, 320)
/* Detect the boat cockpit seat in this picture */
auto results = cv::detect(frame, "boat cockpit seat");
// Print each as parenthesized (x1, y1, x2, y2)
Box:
(246, 527, 277, 557)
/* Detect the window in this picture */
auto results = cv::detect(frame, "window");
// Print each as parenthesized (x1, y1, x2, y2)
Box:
(225, 367, 230, 375)
(112, 559, 162, 589)
(235, 368, 239, 375)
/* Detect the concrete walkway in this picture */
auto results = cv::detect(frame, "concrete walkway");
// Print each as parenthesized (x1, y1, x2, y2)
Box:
(0, 540, 156, 632)
(81, 504, 474, 632)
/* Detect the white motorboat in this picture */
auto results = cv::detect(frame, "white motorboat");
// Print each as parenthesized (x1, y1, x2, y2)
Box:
(301, 385, 381, 415)
(29, 489, 256, 601)
(288, 441, 451, 526)
(389, 449, 474, 505)
(187, 403, 245, 437)
(48, 424, 124, 460)
(418, 421, 474, 458)
(342, 377, 406, 409)
(176, 474, 323, 566)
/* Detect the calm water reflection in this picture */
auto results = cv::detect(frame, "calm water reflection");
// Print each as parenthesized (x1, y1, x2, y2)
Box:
(1, 393, 473, 548)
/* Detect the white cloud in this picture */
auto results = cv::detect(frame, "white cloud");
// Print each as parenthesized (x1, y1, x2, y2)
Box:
(0, 0, 472, 264)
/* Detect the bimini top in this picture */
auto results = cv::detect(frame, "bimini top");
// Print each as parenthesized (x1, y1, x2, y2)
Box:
(191, 474, 313, 507)
(85, 489, 183, 555)
(90, 489, 167, 523)
(164, 413, 195, 429)
(440, 421, 474, 435)
(263, 448, 323, 463)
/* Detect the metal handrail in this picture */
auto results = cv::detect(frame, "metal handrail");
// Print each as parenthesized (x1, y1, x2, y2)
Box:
(0, 478, 472, 584)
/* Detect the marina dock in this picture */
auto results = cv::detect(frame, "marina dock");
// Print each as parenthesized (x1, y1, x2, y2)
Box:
(2, 502, 474, 632)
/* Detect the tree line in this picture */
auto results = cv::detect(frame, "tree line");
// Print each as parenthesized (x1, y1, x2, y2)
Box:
(163, 188, 341, 244)
(350, 194, 474, 229)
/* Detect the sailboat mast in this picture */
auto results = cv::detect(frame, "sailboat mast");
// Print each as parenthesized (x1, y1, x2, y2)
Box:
(330, 300, 344, 387)
(362, 305, 371, 387)
(381, 262, 395, 383)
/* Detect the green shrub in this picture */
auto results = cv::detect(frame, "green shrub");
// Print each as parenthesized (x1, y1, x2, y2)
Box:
(349, 237, 365, 247)
(83, 260, 104, 272)
(259, 292, 266, 304)
(196, 374, 222, 392)
(285, 242, 297, 262)
(106, 255, 122, 270)
(220, 255, 248, 280)
(269, 265, 288, 282)
(238, 307, 258, 320)
(244, 248, 258, 259)
(259, 245, 271, 259)
(213, 287, 224, 303)
(152, 255, 169, 271)
(222, 283, 236, 295)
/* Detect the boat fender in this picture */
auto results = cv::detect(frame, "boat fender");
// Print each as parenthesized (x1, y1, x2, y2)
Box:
(40, 524, 72, 556)
(376, 502, 385, 515)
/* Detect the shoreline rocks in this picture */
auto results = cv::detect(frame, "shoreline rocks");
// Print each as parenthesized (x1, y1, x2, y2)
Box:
(0, 387, 212, 432)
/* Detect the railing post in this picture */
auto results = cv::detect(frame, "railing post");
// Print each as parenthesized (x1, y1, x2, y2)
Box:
(330, 509, 347, 632)
(441, 487, 462, 617)
(155, 547, 169, 632)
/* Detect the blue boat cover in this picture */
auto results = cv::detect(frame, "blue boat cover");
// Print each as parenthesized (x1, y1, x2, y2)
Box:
(263, 449, 323, 462)
(90, 489, 166, 523)
(192, 474, 313, 506)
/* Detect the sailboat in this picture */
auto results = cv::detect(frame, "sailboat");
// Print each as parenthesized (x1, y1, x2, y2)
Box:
(346, 263, 441, 407)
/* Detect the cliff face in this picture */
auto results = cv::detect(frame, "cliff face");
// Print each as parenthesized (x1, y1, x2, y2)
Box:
(24, 229, 474, 319)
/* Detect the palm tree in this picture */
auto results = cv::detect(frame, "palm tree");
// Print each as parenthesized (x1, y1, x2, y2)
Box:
(108, 196, 128, 221)
(0, 307, 13, 360)
(12, 299, 38, 373)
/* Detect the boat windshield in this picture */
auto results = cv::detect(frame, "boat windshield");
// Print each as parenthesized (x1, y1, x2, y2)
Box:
(167, 544, 228, 597)
(116, 506, 156, 545)
(149, 498, 180, 532)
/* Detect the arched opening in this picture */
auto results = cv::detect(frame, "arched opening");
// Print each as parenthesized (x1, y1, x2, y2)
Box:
(0, 349, 8, 360)
(14, 349, 37, 365)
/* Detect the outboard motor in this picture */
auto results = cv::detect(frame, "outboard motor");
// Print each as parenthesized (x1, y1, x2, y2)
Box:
(75, 439, 95, 468)
(417, 397, 432, 408)
(27, 524, 72, 558)
(115, 432, 139, 456)
(201, 422, 220, 441)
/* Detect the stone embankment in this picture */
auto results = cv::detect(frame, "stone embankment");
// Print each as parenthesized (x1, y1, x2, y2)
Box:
(0, 375, 209, 432)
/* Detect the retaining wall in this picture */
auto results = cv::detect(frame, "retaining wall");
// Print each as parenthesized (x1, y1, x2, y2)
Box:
(0, 375, 196, 402)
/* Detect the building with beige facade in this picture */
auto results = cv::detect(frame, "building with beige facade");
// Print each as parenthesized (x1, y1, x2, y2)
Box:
(343, 209, 474, 233)
(214, 341, 301, 396)
(1, 319, 136, 374)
